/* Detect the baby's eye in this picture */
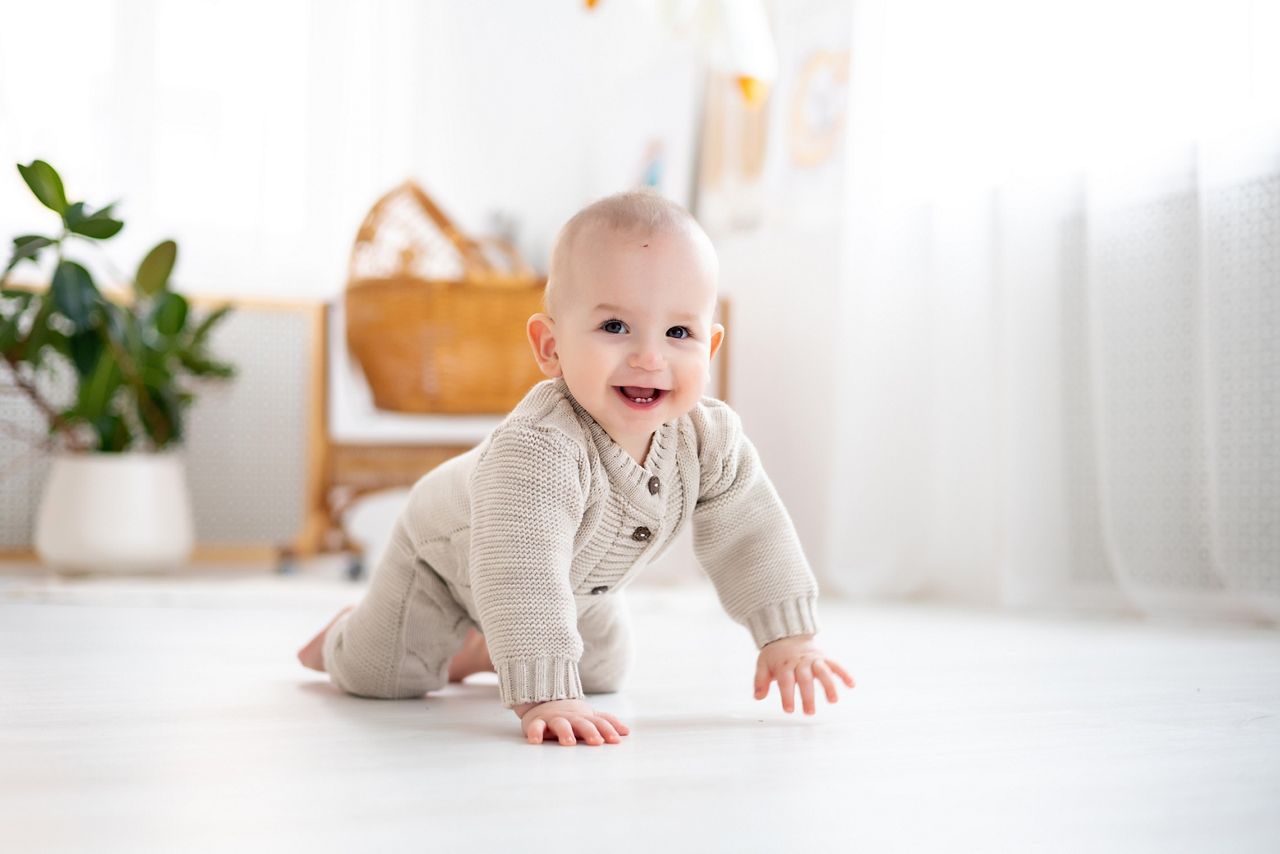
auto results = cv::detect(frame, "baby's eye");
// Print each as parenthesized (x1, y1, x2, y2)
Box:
(601, 319, 628, 334)
(667, 326, 691, 339)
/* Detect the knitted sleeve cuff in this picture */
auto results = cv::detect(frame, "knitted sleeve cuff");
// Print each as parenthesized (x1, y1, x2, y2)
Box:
(746, 597, 821, 649)
(495, 656, 584, 708)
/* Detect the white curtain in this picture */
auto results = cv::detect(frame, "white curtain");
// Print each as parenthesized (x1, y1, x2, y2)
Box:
(828, 0, 1280, 623)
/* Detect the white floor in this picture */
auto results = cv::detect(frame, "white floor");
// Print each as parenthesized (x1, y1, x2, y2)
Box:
(2, 564, 1278, 854)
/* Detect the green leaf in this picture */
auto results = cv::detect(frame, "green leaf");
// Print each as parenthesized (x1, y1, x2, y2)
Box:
(152, 291, 188, 336)
(13, 234, 54, 252)
(189, 303, 233, 349)
(17, 160, 68, 215)
(46, 327, 72, 359)
(122, 308, 144, 359)
(79, 345, 122, 421)
(50, 260, 100, 331)
(203, 359, 235, 379)
(136, 340, 173, 388)
(5, 235, 57, 274)
(140, 359, 172, 388)
(67, 329, 105, 378)
(77, 220, 124, 239)
(17, 295, 54, 367)
(135, 240, 177, 297)
(178, 349, 236, 378)
(99, 299, 128, 342)
(65, 202, 124, 240)
(0, 315, 19, 353)
(91, 414, 131, 453)
(138, 384, 181, 447)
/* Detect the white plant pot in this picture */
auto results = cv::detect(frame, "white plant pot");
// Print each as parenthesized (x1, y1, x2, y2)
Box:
(34, 451, 195, 573)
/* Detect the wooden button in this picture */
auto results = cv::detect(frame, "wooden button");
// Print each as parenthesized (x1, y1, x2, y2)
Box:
(648, 475, 660, 495)
(632, 526, 651, 542)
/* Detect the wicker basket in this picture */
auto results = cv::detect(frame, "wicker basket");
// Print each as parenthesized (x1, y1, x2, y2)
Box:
(344, 181, 547, 414)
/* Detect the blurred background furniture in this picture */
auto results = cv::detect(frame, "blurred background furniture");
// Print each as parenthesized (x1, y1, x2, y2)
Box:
(287, 180, 731, 579)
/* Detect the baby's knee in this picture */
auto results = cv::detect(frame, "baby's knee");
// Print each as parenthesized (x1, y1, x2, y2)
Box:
(325, 628, 437, 700)
(331, 671, 390, 699)
(579, 653, 631, 695)
(330, 665, 433, 700)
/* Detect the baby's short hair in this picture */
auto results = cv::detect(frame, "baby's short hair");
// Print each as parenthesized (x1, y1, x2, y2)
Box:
(545, 190, 710, 315)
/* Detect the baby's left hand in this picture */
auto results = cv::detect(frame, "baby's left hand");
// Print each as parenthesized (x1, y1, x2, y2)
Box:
(754, 633, 856, 715)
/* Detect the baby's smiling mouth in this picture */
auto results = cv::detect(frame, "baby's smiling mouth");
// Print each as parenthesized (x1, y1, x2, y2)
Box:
(615, 386, 666, 405)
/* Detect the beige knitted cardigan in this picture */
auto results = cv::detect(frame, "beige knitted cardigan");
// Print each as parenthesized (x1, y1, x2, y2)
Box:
(402, 378, 820, 707)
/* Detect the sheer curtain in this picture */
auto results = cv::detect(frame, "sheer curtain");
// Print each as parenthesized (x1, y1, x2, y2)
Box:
(827, 0, 1280, 623)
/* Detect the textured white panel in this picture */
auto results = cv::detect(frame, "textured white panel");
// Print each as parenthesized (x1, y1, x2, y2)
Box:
(1092, 190, 1219, 591)
(184, 305, 314, 544)
(1088, 173, 1280, 608)
(1205, 174, 1280, 597)
(0, 360, 74, 547)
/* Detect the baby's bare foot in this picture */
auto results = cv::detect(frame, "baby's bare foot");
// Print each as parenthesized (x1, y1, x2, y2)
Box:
(297, 606, 354, 672)
(447, 626, 495, 682)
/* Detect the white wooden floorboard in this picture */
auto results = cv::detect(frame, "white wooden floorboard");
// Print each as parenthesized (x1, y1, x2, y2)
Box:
(2, 566, 1278, 854)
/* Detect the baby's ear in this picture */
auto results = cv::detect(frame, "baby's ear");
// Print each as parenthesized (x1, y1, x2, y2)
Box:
(526, 313, 563, 378)
(708, 322, 725, 361)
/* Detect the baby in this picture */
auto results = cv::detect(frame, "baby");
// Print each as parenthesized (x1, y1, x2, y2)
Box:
(298, 190, 855, 746)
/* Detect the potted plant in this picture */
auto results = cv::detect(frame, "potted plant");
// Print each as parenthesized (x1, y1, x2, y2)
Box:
(1, 160, 235, 572)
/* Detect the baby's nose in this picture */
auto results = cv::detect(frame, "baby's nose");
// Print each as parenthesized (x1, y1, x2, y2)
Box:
(629, 346, 664, 370)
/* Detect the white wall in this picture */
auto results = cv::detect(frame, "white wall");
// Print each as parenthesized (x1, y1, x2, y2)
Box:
(0, 0, 701, 298)
(698, 0, 852, 584)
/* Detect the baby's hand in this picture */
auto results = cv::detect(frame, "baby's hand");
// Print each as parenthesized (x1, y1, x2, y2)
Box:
(754, 634, 856, 715)
(512, 699, 630, 747)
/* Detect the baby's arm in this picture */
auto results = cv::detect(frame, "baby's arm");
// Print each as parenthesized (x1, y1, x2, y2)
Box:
(691, 404, 856, 712)
(691, 404, 821, 645)
(469, 425, 631, 745)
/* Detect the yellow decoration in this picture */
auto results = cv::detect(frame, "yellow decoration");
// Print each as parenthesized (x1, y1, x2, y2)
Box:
(736, 75, 768, 107)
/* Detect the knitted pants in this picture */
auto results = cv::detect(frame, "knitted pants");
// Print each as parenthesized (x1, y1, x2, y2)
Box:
(323, 518, 634, 703)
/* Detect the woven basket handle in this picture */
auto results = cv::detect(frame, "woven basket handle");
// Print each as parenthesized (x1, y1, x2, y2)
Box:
(399, 181, 493, 280)
(347, 180, 537, 288)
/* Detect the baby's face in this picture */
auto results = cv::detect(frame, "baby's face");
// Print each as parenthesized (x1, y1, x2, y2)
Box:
(538, 224, 723, 450)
